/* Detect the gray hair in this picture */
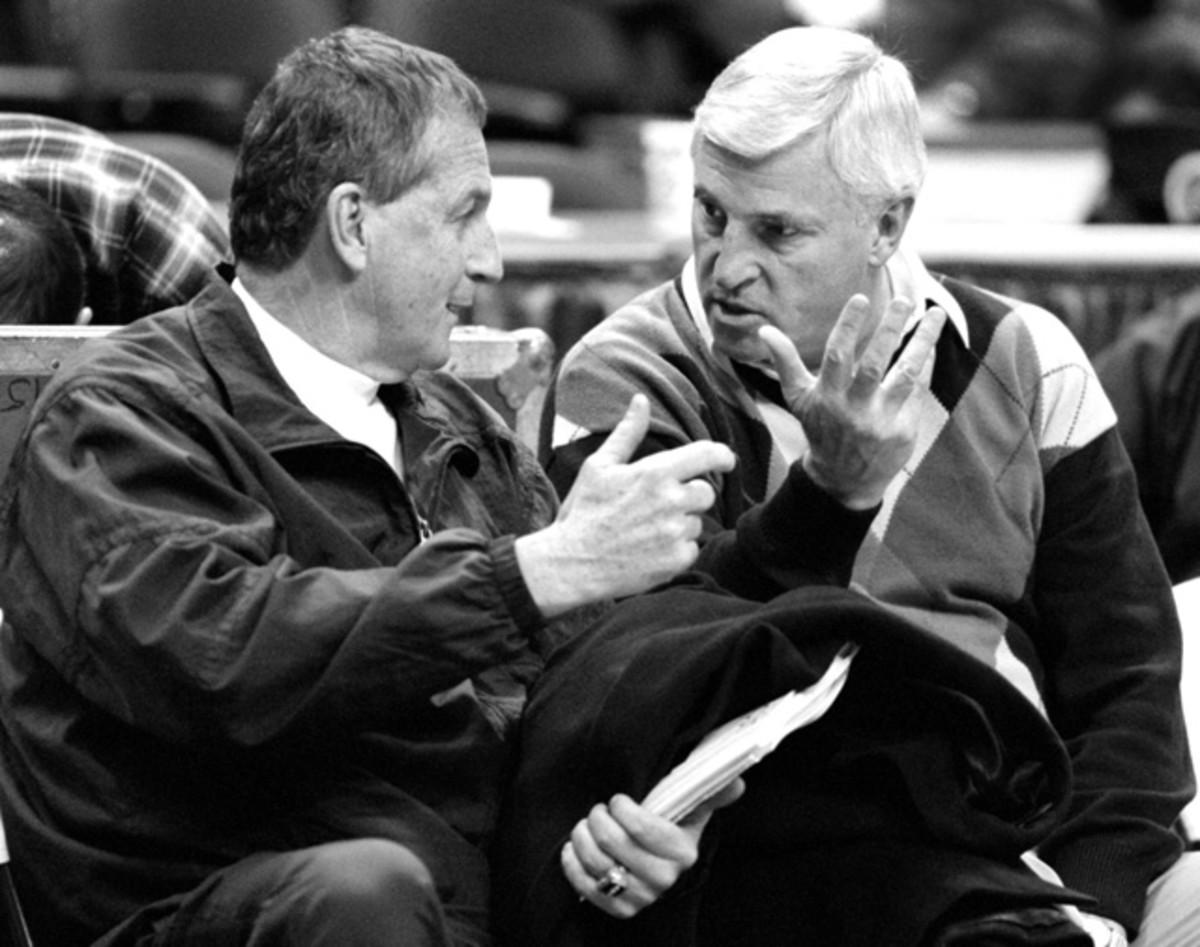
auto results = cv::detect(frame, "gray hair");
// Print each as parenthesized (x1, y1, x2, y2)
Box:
(230, 26, 487, 271)
(692, 26, 926, 211)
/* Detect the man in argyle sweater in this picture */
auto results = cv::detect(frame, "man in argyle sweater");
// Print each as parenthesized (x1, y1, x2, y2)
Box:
(543, 26, 1199, 947)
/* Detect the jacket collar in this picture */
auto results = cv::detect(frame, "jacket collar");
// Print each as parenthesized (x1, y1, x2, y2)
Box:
(185, 268, 360, 456)
(184, 267, 469, 471)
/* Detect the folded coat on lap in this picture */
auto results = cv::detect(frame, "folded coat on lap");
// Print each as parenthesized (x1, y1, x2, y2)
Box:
(492, 573, 1093, 947)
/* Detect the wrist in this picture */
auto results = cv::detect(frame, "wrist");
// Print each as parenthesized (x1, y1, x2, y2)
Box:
(800, 453, 886, 511)
(513, 529, 576, 619)
(514, 526, 608, 619)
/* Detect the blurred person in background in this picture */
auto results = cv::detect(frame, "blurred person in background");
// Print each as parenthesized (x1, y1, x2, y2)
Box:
(574, 0, 798, 113)
(0, 179, 90, 324)
(1088, 1, 1200, 222)
(1089, 1, 1200, 583)
(790, 0, 1113, 127)
(0, 112, 230, 323)
(579, 0, 1117, 123)
(1095, 292, 1200, 583)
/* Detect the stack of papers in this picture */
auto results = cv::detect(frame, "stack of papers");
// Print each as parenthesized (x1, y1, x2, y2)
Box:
(641, 642, 859, 822)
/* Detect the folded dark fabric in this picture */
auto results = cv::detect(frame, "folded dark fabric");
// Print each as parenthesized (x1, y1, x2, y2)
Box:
(933, 906, 1093, 946)
(492, 574, 1092, 946)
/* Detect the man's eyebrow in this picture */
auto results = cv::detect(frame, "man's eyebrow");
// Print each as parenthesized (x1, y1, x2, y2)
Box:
(755, 211, 800, 227)
(455, 184, 491, 212)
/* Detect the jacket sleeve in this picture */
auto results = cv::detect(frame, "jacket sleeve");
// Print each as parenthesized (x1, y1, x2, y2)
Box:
(1032, 428, 1193, 935)
(2, 378, 545, 750)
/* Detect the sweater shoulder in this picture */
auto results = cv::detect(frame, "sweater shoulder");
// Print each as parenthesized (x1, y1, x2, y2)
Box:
(561, 279, 699, 369)
(936, 274, 1115, 452)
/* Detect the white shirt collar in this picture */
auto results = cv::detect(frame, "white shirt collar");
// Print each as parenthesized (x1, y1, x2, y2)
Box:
(232, 277, 401, 473)
(885, 242, 970, 348)
(680, 256, 713, 349)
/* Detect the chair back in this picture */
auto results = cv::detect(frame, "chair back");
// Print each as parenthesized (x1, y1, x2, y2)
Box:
(54, 0, 344, 85)
(11, 0, 346, 142)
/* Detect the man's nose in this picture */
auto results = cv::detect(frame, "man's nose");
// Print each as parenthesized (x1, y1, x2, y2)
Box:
(711, 225, 758, 292)
(469, 219, 504, 284)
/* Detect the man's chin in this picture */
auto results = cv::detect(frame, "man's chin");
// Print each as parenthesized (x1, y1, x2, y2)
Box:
(423, 346, 452, 374)
(712, 329, 769, 367)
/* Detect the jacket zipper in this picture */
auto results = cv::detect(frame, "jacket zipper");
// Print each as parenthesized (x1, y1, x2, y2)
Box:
(413, 505, 433, 543)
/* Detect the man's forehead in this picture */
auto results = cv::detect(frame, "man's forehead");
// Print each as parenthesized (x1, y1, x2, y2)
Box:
(694, 135, 846, 215)
(694, 153, 804, 214)
(415, 114, 490, 185)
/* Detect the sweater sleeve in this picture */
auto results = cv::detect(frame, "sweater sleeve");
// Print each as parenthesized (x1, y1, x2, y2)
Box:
(695, 462, 875, 599)
(1033, 429, 1193, 936)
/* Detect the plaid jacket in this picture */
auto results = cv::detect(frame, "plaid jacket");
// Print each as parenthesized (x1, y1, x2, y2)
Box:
(0, 112, 230, 323)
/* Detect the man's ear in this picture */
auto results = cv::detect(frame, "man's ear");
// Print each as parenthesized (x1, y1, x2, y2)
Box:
(869, 195, 914, 267)
(326, 182, 368, 273)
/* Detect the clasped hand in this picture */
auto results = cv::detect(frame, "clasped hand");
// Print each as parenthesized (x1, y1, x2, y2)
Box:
(759, 294, 947, 510)
(562, 779, 746, 918)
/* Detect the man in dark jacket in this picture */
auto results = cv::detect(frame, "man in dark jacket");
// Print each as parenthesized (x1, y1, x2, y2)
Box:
(0, 23, 952, 947)
(0, 27, 755, 947)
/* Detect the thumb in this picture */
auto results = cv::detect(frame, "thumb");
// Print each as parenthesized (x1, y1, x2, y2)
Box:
(758, 326, 813, 404)
(591, 394, 651, 467)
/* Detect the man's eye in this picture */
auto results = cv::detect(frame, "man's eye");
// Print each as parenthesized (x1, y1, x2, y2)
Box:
(760, 222, 800, 242)
(699, 200, 725, 228)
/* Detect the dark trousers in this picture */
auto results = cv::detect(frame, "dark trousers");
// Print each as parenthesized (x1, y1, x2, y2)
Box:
(93, 839, 487, 947)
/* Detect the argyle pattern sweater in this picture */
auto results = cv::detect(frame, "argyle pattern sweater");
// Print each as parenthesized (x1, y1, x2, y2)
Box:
(541, 269, 1193, 936)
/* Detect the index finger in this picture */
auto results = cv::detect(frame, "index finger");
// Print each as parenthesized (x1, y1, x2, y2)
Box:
(630, 439, 736, 483)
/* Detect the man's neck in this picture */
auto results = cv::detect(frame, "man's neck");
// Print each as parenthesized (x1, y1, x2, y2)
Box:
(237, 263, 329, 340)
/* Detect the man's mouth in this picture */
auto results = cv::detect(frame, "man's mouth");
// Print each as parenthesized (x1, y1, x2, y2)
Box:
(709, 297, 762, 322)
(446, 303, 471, 320)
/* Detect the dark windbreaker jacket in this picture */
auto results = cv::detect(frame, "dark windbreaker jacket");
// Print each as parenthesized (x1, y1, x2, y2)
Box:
(0, 277, 557, 945)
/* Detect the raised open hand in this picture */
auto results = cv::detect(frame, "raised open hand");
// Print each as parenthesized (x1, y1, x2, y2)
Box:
(759, 294, 946, 510)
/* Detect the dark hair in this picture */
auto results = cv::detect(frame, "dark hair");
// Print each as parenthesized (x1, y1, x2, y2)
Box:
(229, 26, 487, 271)
(0, 180, 86, 324)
